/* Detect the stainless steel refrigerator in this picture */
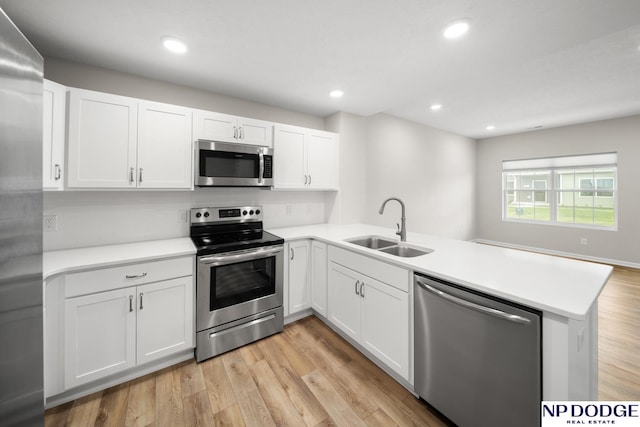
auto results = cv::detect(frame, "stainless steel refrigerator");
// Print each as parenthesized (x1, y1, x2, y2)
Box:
(0, 8, 44, 426)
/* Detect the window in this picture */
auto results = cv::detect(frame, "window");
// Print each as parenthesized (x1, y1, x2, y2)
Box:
(502, 153, 617, 229)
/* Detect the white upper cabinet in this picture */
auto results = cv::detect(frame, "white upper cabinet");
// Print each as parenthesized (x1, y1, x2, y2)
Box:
(67, 88, 192, 189)
(67, 88, 138, 188)
(43, 79, 66, 191)
(193, 110, 273, 147)
(137, 101, 193, 188)
(273, 124, 339, 190)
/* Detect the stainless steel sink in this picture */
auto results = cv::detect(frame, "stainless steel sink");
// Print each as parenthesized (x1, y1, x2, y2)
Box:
(378, 245, 433, 257)
(346, 235, 397, 249)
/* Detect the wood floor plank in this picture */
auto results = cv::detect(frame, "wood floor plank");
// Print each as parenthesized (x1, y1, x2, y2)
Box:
(183, 390, 215, 427)
(258, 337, 329, 426)
(249, 359, 307, 426)
(239, 340, 264, 366)
(221, 350, 276, 427)
(199, 353, 237, 413)
(94, 383, 130, 426)
(303, 369, 367, 427)
(364, 408, 399, 427)
(213, 403, 246, 427)
(124, 375, 155, 427)
(270, 330, 316, 376)
(44, 401, 72, 427)
(65, 391, 103, 426)
(154, 365, 184, 427)
(179, 360, 206, 398)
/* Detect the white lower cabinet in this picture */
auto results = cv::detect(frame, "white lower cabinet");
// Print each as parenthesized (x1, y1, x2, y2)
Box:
(48, 256, 194, 395)
(287, 240, 311, 315)
(327, 247, 410, 380)
(310, 241, 328, 317)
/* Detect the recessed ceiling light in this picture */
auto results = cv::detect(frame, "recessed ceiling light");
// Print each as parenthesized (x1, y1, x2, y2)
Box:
(486, 125, 495, 130)
(430, 104, 442, 111)
(329, 90, 344, 98)
(443, 19, 471, 39)
(162, 36, 188, 54)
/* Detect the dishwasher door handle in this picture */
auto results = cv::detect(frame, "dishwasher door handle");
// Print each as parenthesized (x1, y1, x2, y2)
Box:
(416, 278, 531, 325)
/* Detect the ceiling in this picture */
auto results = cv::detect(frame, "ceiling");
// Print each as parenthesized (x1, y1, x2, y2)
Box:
(2, 0, 640, 139)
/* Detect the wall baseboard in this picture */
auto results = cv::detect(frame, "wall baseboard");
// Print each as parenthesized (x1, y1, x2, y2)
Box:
(471, 239, 640, 270)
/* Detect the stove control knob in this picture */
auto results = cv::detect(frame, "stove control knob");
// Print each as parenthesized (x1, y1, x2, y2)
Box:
(195, 212, 202, 218)
(204, 212, 210, 218)
(256, 209, 261, 215)
(249, 210, 254, 215)
(243, 210, 248, 216)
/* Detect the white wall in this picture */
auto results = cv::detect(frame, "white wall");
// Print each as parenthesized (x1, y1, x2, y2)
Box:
(476, 114, 640, 266)
(325, 112, 368, 224)
(364, 114, 477, 240)
(43, 58, 329, 251)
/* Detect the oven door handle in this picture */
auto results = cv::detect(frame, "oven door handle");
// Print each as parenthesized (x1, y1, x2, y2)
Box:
(199, 245, 283, 266)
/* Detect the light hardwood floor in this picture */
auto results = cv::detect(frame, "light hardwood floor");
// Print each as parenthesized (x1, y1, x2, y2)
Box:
(45, 265, 640, 426)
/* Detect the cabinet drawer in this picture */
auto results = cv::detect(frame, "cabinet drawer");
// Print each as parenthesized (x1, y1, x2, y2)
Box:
(65, 256, 193, 298)
(328, 246, 409, 292)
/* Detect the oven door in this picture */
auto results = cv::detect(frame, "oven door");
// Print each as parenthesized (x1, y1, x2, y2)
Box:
(197, 244, 283, 331)
(195, 140, 272, 187)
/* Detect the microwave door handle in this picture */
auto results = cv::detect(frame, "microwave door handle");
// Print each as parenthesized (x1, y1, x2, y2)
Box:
(199, 245, 283, 266)
(258, 152, 265, 185)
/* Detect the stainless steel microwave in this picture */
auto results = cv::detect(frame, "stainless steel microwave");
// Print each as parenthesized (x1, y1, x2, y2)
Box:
(195, 140, 273, 187)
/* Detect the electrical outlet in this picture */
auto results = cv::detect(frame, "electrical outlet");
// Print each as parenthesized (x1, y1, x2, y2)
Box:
(44, 215, 57, 232)
(580, 237, 588, 245)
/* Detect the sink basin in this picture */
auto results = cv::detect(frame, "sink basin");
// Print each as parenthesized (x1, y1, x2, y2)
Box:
(378, 245, 433, 258)
(346, 235, 397, 249)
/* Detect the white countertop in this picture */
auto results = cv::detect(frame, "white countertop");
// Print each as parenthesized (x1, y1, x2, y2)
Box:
(43, 238, 196, 279)
(269, 223, 613, 320)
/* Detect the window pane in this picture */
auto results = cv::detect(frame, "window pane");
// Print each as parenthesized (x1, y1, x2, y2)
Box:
(594, 206, 615, 226)
(574, 195, 595, 225)
(557, 191, 576, 223)
(557, 169, 576, 190)
(533, 193, 550, 221)
(505, 191, 533, 220)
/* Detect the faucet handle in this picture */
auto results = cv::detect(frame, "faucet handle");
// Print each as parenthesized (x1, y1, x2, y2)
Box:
(396, 223, 401, 236)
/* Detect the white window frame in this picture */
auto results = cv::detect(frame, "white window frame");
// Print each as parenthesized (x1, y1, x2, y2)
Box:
(502, 153, 618, 231)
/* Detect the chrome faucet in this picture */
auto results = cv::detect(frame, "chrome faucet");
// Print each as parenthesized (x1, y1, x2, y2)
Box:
(378, 197, 407, 242)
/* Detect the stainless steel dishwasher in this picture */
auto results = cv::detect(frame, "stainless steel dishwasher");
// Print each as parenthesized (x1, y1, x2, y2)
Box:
(414, 273, 541, 427)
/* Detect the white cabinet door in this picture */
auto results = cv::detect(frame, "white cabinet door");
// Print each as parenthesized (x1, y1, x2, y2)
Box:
(192, 110, 237, 143)
(307, 130, 339, 189)
(237, 117, 273, 147)
(311, 241, 328, 317)
(137, 101, 193, 189)
(67, 88, 138, 188)
(64, 287, 136, 388)
(361, 277, 409, 379)
(273, 125, 306, 189)
(137, 277, 194, 364)
(327, 262, 361, 341)
(288, 240, 311, 314)
(43, 79, 66, 190)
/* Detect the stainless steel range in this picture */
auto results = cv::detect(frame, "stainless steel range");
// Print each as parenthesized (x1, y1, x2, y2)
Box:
(190, 206, 284, 362)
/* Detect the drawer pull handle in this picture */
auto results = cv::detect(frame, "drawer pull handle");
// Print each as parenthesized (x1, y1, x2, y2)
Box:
(129, 295, 133, 312)
(125, 273, 147, 279)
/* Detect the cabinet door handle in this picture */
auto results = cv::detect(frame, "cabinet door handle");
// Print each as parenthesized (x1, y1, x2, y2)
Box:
(139, 168, 143, 183)
(129, 295, 133, 312)
(233, 126, 238, 139)
(304, 175, 308, 185)
(139, 293, 144, 310)
(129, 167, 135, 183)
(54, 164, 61, 181)
(290, 248, 294, 260)
(309, 175, 312, 185)
(239, 126, 244, 139)
(126, 272, 147, 279)
(355, 280, 360, 296)
(360, 282, 365, 298)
